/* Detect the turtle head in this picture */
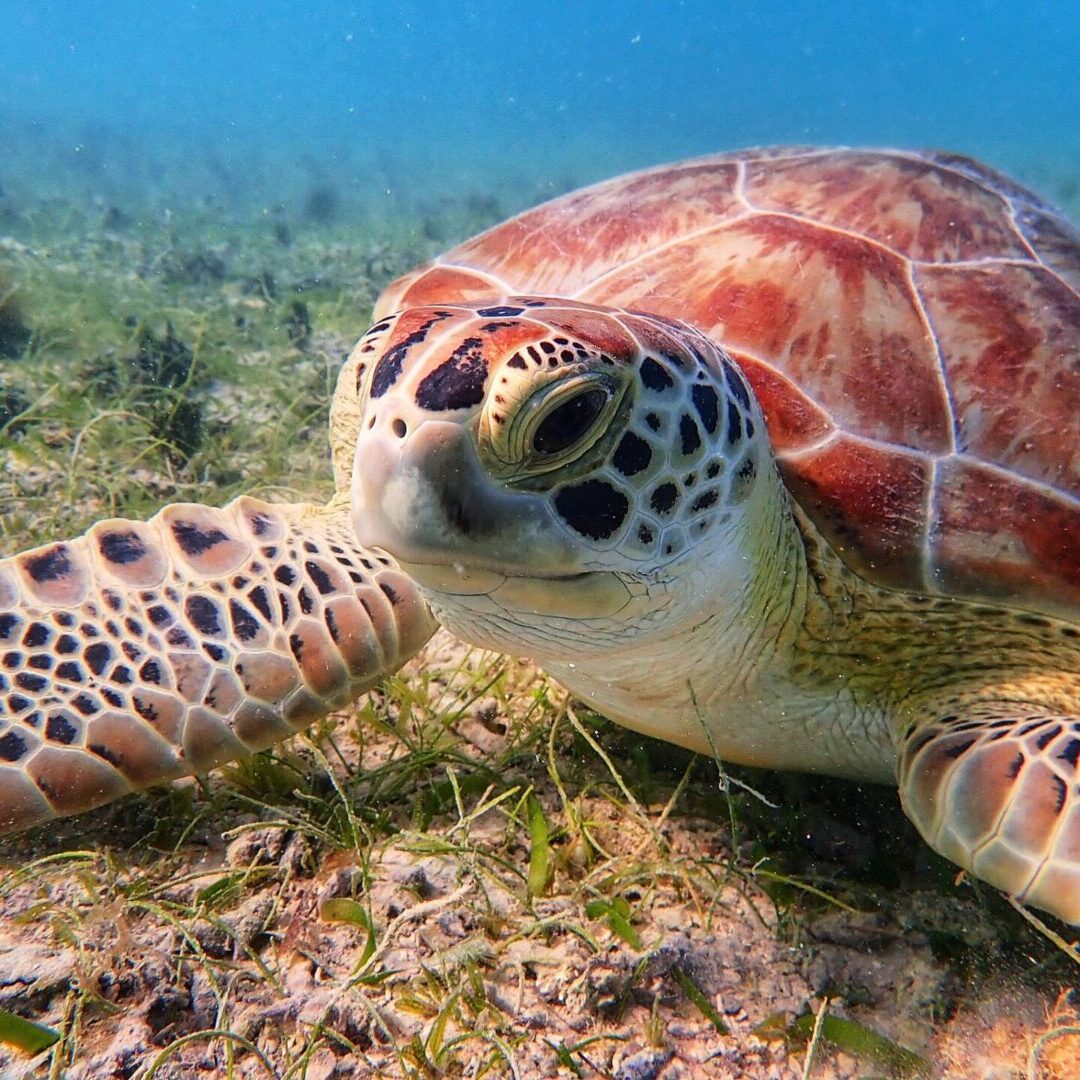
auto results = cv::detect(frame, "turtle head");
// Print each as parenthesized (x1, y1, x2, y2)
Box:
(340, 298, 775, 660)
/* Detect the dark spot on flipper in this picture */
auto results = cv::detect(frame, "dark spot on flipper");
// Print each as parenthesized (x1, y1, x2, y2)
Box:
(55, 661, 83, 683)
(1035, 725, 1062, 750)
(98, 530, 147, 564)
(1018, 718, 1052, 736)
(22, 623, 51, 648)
(1051, 774, 1067, 814)
(942, 738, 976, 760)
(275, 566, 296, 586)
(477, 306, 524, 317)
(706, 462, 721, 479)
(380, 583, 400, 606)
(46, 713, 79, 743)
(506, 353, 527, 370)
(288, 633, 304, 662)
(637, 525, 654, 544)
(554, 480, 630, 541)
(140, 659, 162, 685)
(90, 743, 121, 766)
(23, 545, 72, 583)
(640, 356, 674, 392)
(0, 730, 28, 761)
(28, 655, 52, 671)
(84, 642, 113, 676)
(1058, 739, 1080, 769)
(228, 600, 261, 642)
(165, 627, 193, 648)
(612, 432, 651, 477)
(171, 521, 231, 557)
(148, 605, 172, 628)
(690, 384, 720, 434)
(679, 415, 701, 455)
(72, 693, 98, 716)
(248, 512, 271, 536)
(185, 596, 223, 637)
(298, 588, 314, 615)
(416, 337, 488, 411)
(649, 483, 678, 516)
(305, 561, 335, 596)
(325, 608, 339, 643)
(133, 695, 157, 720)
(203, 643, 225, 662)
(1006, 751, 1025, 779)
(112, 666, 133, 686)
(248, 587, 273, 623)
(14, 672, 47, 693)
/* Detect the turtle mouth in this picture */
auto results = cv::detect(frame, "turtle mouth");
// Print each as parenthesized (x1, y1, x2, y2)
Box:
(396, 557, 635, 619)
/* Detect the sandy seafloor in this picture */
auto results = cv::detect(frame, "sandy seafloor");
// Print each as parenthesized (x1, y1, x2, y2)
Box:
(0, 134, 1079, 1078)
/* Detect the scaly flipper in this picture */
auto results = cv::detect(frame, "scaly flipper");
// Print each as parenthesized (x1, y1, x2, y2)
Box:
(899, 706, 1080, 924)
(0, 497, 436, 830)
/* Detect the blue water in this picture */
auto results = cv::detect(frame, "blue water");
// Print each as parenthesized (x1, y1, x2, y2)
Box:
(1, 0, 1078, 205)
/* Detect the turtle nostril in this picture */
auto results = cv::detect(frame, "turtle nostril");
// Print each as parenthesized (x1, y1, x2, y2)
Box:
(392, 418, 408, 439)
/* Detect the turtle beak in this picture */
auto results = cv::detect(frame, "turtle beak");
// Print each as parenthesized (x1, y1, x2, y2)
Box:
(351, 418, 635, 621)
(350, 420, 580, 576)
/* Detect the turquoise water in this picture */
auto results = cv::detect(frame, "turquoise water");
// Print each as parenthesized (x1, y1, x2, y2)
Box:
(2, 0, 1078, 205)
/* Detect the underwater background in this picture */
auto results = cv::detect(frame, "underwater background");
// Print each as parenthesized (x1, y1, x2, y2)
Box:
(2, 0, 1079, 215)
(2, 3, 1080, 1077)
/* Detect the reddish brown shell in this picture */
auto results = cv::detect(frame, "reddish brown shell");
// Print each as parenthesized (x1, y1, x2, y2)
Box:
(377, 148, 1080, 619)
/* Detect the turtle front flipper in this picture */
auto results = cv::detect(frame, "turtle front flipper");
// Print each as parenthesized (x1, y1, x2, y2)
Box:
(0, 497, 436, 831)
(898, 706, 1080, 924)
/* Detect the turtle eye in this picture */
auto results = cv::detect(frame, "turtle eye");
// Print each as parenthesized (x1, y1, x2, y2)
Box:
(532, 389, 608, 456)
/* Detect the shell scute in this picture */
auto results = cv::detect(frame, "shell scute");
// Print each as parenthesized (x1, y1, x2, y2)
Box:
(446, 161, 745, 299)
(785, 434, 931, 590)
(917, 260, 1080, 495)
(587, 212, 954, 455)
(930, 458, 1080, 610)
(742, 150, 1033, 263)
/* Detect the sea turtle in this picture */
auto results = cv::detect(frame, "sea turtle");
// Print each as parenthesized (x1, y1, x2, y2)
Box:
(1, 147, 1078, 925)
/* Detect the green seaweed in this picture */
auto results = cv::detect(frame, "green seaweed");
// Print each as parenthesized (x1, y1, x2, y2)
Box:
(0, 1008, 60, 1055)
